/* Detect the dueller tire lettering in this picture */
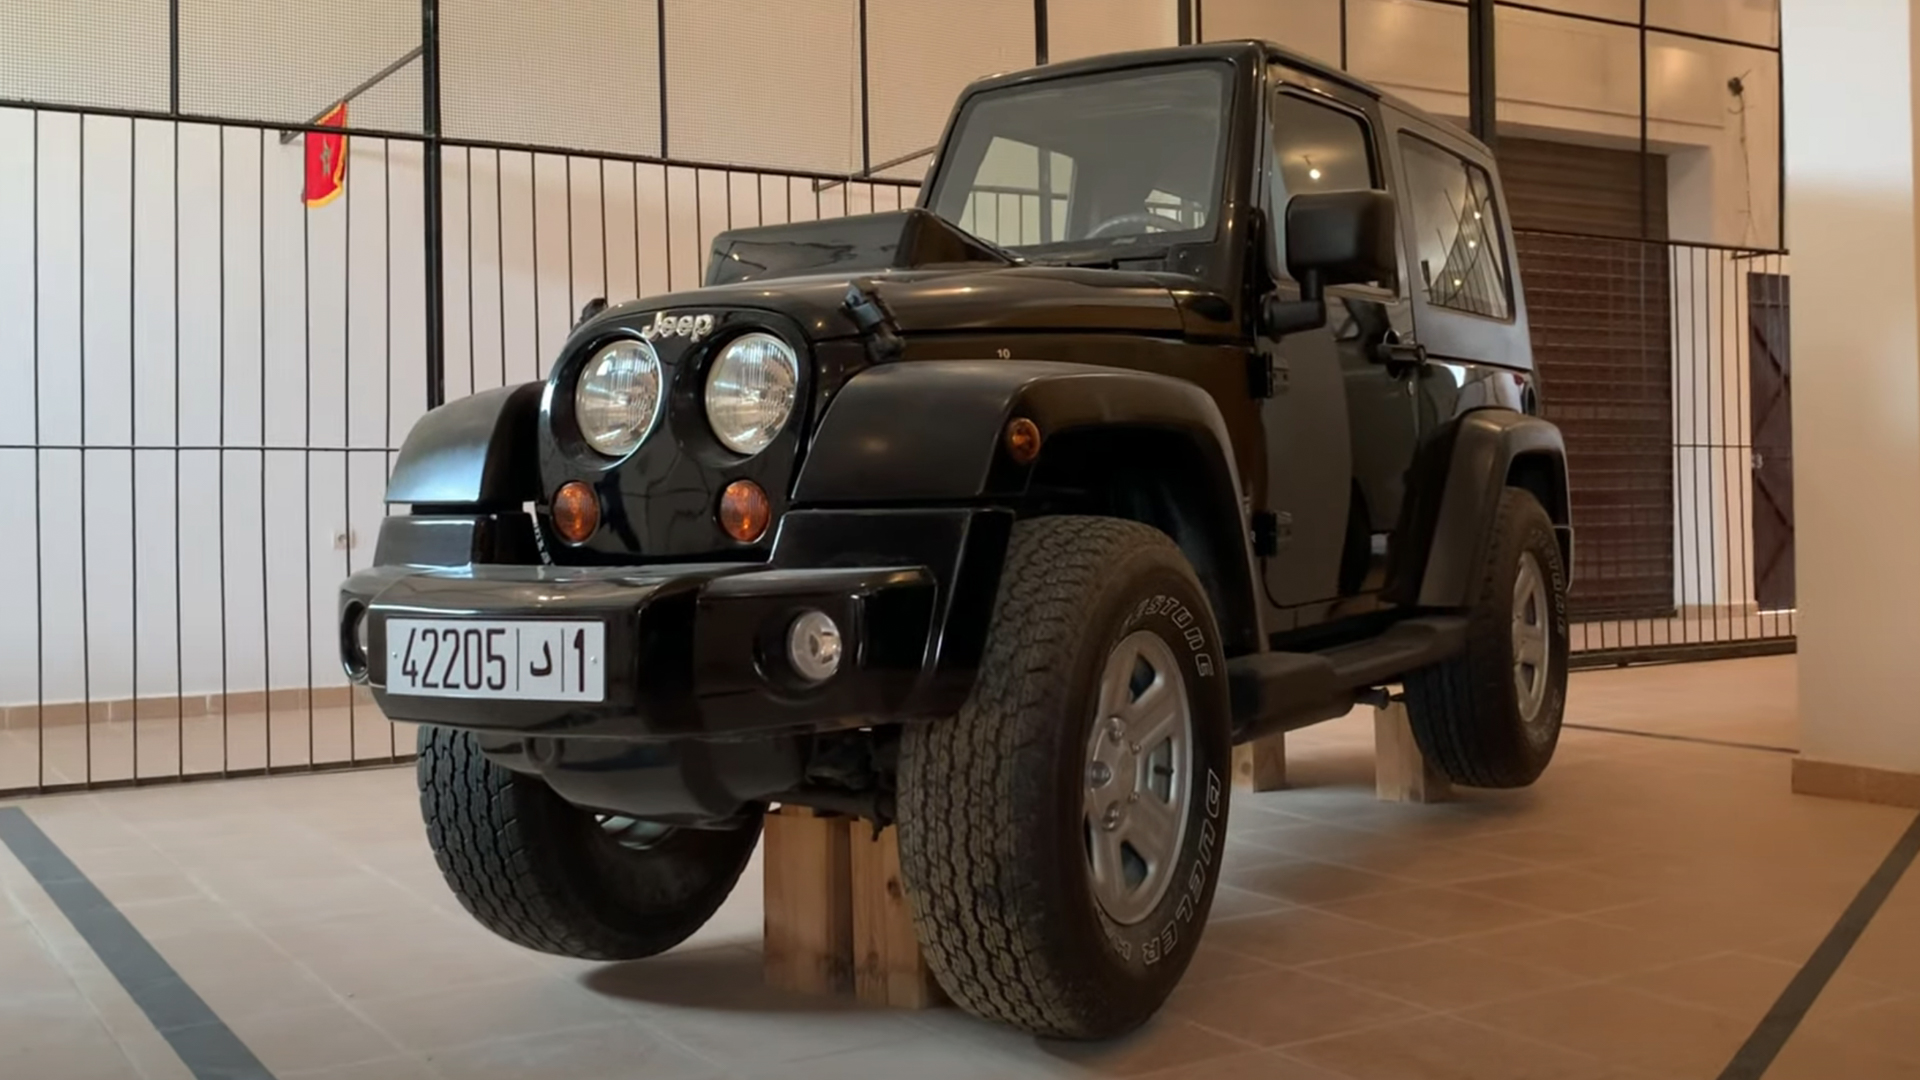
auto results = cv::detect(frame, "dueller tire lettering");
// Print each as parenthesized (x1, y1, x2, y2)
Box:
(1403, 487, 1570, 788)
(416, 726, 759, 960)
(896, 516, 1232, 1040)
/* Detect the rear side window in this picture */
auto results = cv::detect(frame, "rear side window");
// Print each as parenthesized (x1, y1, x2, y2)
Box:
(1398, 134, 1512, 320)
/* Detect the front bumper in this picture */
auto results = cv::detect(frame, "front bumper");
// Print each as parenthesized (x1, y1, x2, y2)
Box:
(340, 559, 938, 741)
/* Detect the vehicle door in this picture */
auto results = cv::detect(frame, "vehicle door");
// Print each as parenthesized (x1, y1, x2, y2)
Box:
(1258, 72, 1420, 616)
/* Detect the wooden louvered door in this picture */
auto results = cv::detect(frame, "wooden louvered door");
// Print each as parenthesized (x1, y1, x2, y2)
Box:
(1497, 137, 1676, 619)
(1748, 272, 1794, 611)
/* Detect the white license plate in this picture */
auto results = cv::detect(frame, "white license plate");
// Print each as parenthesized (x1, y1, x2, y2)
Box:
(386, 619, 606, 702)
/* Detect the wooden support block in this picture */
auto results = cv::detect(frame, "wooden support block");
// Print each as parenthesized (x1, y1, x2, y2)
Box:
(847, 821, 942, 1010)
(763, 806, 853, 995)
(1232, 734, 1288, 792)
(1374, 698, 1452, 803)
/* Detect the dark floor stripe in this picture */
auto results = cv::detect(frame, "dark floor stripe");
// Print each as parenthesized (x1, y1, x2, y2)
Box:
(1717, 810, 1920, 1080)
(0, 807, 277, 1080)
(1564, 722, 1799, 755)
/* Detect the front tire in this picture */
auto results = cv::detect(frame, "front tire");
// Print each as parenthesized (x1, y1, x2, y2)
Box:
(1404, 487, 1570, 788)
(417, 727, 760, 960)
(897, 517, 1232, 1040)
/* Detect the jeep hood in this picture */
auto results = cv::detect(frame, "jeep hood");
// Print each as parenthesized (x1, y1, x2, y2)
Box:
(596, 209, 1190, 339)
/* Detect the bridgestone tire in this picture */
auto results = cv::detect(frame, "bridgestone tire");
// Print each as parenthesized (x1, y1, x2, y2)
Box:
(417, 726, 760, 960)
(897, 516, 1232, 1040)
(1404, 487, 1569, 788)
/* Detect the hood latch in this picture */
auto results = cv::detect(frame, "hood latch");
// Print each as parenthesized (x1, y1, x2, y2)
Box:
(843, 278, 904, 364)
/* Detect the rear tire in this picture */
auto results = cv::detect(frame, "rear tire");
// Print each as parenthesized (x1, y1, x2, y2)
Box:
(1404, 487, 1569, 788)
(417, 726, 760, 960)
(897, 517, 1232, 1040)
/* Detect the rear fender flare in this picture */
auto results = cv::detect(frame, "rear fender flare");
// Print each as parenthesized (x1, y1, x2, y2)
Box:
(1411, 409, 1572, 608)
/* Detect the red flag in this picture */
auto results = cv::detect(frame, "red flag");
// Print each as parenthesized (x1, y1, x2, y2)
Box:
(304, 103, 348, 208)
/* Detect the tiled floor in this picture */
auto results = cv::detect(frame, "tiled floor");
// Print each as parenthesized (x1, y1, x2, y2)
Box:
(2, 654, 1916, 1079)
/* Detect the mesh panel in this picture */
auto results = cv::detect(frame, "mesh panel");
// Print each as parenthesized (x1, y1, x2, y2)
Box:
(1647, 0, 1777, 47)
(0, 0, 170, 111)
(1347, 0, 1466, 97)
(179, 0, 421, 130)
(1200, 0, 1342, 66)
(665, 0, 861, 174)
(442, 0, 662, 156)
(1045, 0, 1179, 65)
(866, 0, 1031, 180)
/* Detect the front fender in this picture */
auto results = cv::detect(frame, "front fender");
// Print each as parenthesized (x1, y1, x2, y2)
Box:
(384, 382, 544, 510)
(793, 360, 1261, 654)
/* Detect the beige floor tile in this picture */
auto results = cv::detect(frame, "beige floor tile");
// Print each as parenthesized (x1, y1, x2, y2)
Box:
(1223, 856, 1412, 906)
(1035, 1016, 1258, 1077)
(1201, 906, 1425, 967)
(1448, 867, 1654, 916)
(1795, 994, 1920, 1064)
(1135, 1049, 1354, 1080)
(1286, 1013, 1610, 1080)
(1318, 886, 1558, 940)
(1167, 967, 1423, 1048)
(1180, 942, 1280, 987)
(1462, 827, 1647, 867)
(277, 1057, 441, 1080)
(1621, 951, 1905, 1021)
(360, 975, 629, 1053)
(1461, 983, 1755, 1077)
(1205, 883, 1293, 922)
(1302, 940, 1582, 1011)
(423, 1020, 720, 1080)
(1454, 916, 1723, 981)
(222, 1001, 404, 1074)
(1762, 1029, 1920, 1080)
(1312, 840, 1544, 886)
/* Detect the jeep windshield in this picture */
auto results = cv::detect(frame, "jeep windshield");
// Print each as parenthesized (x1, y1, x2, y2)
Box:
(928, 63, 1230, 261)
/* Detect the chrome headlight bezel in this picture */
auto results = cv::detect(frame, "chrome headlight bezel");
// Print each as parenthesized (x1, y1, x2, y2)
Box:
(572, 337, 665, 459)
(704, 331, 800, 456)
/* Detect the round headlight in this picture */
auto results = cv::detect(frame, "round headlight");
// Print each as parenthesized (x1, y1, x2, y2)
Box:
(574, 339, 663, 457)
(705, 332, 798, 455)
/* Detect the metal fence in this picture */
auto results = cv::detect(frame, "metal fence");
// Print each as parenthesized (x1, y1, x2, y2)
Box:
(0, 0, 1789, 794)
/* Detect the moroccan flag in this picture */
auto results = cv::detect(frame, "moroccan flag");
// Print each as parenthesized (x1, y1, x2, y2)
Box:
(304, 103, 348, 208)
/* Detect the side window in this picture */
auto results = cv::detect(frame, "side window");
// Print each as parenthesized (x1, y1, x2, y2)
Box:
(1270, 91, 1383, 285)
(1398, 134, 1512, 320)
(955, 136, 1076, 248)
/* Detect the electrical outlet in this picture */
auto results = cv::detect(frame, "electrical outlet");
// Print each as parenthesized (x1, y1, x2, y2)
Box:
(332, 528, 359, 551)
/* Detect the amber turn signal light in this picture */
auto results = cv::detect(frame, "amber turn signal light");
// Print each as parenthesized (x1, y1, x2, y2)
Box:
(552, 481, 600, 544)
(1005, 417, 1042, 465)
(719, 479, 772, 543)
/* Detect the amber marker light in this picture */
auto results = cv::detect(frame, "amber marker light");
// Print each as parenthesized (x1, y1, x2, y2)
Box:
(1006, 417, 1042, 465)
(552, 481, 601, 543)
(719, 479, 772, 543)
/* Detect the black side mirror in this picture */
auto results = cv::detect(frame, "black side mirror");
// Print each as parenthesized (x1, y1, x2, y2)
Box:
(575, 296, 608, 327)
(1259, 190, 1398, 339)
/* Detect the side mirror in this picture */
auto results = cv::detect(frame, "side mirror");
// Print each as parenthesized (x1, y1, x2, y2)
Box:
(1255, 190, 1397, 340)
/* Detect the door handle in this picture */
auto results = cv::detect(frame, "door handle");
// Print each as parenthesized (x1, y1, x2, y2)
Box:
(1372, 331, 1427, 366)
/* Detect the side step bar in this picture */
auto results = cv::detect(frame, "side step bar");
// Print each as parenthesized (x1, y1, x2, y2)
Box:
(1226, 617, 1468, 744)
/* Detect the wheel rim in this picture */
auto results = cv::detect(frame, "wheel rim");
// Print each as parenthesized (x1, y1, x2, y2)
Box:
(1082, 629, 1193, 926)
(1512, 551, 1551, 726)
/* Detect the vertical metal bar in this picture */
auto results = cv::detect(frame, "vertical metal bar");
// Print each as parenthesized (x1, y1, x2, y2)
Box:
(168, 0, 180, 115)
(130, 118, 140, 781)
(465, 146, 474, 395)
(657, 0, 670, 158)
(857, 0, 872, 175)
(632, 162, 643, 297)
(1467, 0, 1496, 147)
(32, 110, 44, 790)
(1193, 0, 1203, 41)
(258, 128, 271, 774)
(384, 139, 396, 762)
(217, 126, 229, 777)
(344, 131, 356, 763)
(1339, 0, 1348, 70)
(564, 154, 575, 321)
(1177, 0, 1192, 45)
(302, 133, 315, 769)
(422, 0, 447, 409)
(1689, 245, 1705, 645)
(494, 147, 505, 387)
(693, 168, 704, 284)
(80, 114, 92, 786)
(1034, 0, 1048, 64)
(531, 153, 542, 375)
(1638, 0, 1649, 240)
(664, 165, 675, 293)
(598, 158, 609, 301)
(172, 118, 184, 777)
(1775, 19, 1785, 247)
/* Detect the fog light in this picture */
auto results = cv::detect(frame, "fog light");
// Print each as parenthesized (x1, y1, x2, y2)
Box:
(553, 481, 600, 544)
(340, 602, 369, 681)
(787, 610, 842, 683)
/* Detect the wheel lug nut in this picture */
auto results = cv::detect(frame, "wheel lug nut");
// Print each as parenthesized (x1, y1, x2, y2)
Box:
(1102, 805, 1122, 831)
(1129, 742, 1141, 755)
(1128, 792, 1139, 804)
(1106, 718, 1125, 743)
(1089, 761, 1112, 786)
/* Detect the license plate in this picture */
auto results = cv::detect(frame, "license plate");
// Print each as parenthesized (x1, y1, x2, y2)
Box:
(386, 619, 606, 702)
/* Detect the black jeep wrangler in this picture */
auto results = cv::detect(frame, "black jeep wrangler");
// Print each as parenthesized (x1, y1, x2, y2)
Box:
(340, 41, 1571, 1039)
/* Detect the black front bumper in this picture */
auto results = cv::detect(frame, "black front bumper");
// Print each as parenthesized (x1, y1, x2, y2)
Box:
(342, 560, 938, 740)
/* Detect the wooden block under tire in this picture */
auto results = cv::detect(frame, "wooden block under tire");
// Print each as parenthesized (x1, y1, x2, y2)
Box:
(763, 806, 853, 995)
(848, 821, 943, 1009)
(1232, 734, 1288, 792)
(1374, 698, 1453, 804)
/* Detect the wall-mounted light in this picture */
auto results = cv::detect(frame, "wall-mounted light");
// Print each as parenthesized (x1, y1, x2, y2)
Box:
(1304, 156, 1320, 181)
